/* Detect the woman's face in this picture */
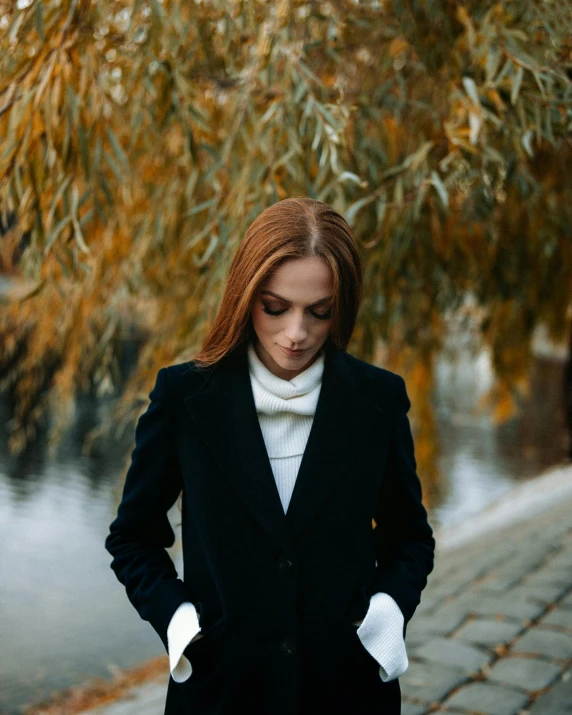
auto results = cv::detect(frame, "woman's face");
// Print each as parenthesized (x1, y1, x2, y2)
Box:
(251, 255, 334, 380)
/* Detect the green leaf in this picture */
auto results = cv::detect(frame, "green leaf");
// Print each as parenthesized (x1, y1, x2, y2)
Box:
(429, 170, 448, 209)
(376, 193, 387, 226)
(129, 111, 144, 151)
(486, 46, 501, 84)
(105, 127, 130, 174)
(413, 183, 428, 219)
(78, 124, 90, 178)
(484, 145, 506, 164)
(150, 0, 165, 19)
(67, 85, 79, 125)
(346, 195, 375, 223)
(311, 120, 323, 152)
(316, 102, 339, 128)
(522, 130, 534, 158)
(511, 65, 524, 105)
(338, 171, 367, 188)
(296, 60, 328, 89)
(193, 232, 219, 266)
(184, 197, 218, 217)
(260, 101, 280, 125)
(462, 76, 480, 106)
(93, 135, 102, 173)
(35, 1, 45, 42)
(103, 149, 124, 182)
(45, 215, 72, 255)
(98, 174, 114, 206)
(393, 175, 404, 205)
(409, 141, 434, 172)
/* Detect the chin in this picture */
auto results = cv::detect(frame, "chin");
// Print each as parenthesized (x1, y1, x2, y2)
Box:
(272, 352, 299, 371)
(277, 349, 318, 370)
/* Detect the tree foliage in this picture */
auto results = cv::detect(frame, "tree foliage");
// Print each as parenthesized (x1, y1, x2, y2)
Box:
(1, 0, 571, 499)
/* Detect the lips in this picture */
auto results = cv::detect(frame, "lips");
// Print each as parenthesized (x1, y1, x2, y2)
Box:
(279, 345, 306, 357)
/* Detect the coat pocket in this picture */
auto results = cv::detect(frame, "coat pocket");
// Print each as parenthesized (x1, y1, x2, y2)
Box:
(345, 585, 370, 626)
(183, 615, 228, 662)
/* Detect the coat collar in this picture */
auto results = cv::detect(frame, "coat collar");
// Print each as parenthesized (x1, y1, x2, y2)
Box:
(183, 340, 384, 555)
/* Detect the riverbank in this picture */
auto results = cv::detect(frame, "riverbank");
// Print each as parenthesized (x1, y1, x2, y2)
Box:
(23, 466, 572, 715)
(436, 463, 572, 551)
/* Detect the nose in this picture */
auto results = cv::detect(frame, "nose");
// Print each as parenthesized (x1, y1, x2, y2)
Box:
(284, 312, 308, 345)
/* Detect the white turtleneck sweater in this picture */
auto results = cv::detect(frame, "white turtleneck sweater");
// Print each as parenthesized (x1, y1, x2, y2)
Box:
(166, 342, 409, 684)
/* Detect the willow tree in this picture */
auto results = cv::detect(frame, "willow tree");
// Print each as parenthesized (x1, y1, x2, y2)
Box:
(1, 0, 571, 503)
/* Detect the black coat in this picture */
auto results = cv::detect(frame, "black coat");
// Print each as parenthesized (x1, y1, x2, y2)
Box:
(105, 340, 435, 715)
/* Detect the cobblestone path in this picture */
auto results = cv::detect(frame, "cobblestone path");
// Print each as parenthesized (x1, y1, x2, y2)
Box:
(402, 494, 572, 714)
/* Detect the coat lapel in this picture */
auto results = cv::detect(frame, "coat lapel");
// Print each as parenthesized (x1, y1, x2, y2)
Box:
(183, 341, 384, 555)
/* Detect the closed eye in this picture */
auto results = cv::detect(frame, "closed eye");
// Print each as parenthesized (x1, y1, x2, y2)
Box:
(262, 306, 287, 317)
(261, 304, 331, 320)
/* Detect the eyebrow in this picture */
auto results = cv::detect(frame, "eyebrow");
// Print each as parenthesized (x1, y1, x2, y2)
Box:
(260, 290, 332, 307)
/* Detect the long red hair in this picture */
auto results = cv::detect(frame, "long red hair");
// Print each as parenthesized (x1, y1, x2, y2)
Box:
(193, 197, 363, 367)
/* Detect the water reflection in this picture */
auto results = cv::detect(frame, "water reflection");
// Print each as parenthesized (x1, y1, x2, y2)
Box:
(0, 395, 180, 713)
(0, 337, 567, 712)
(432, 332, 567, 527)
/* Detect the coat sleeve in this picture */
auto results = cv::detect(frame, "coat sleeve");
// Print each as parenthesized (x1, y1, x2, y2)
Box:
(105, 367, 193, 653)
(369, 374, 435, 627)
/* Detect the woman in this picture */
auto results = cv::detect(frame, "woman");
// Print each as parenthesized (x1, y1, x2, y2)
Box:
(105, 197, 435, 715)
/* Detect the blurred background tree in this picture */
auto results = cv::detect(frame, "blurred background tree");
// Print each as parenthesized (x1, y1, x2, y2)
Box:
(1, 0, 571, 504)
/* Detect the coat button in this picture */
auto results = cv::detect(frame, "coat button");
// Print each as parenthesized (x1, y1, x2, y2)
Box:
(279, 637, 298, 656)
(276, 555, 293, 572)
